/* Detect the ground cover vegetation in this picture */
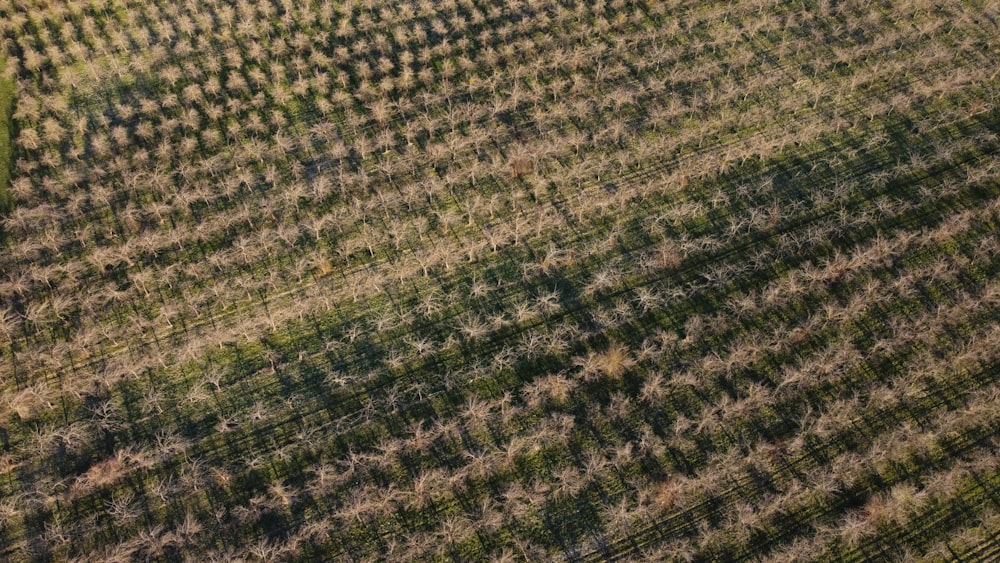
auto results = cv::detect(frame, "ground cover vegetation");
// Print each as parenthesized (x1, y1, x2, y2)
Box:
(0, 55, 14, 218)
(1, 0, 1000, 560)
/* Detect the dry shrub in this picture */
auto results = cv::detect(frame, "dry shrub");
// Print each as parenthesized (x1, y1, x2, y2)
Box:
(508, 153, 535, 178)
(315, 258, 334, 278)
(523, 372, 578, 409)
(71, 456, 127, 497)
(574, 342, 635, 381)
(5, 384, 56, 421)
(652, 240, 683, 270)
(651, 478, 683, 509)
(597, 342, 634, 378)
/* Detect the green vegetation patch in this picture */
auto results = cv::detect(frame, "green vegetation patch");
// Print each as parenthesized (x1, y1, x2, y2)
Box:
(0, 56, 13, 214)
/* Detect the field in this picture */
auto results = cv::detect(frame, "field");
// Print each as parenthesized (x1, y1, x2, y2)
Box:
(1, 0, 1000, 560)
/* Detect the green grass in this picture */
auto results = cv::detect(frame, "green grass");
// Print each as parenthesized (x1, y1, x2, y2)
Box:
(0, 56, 13, 215)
